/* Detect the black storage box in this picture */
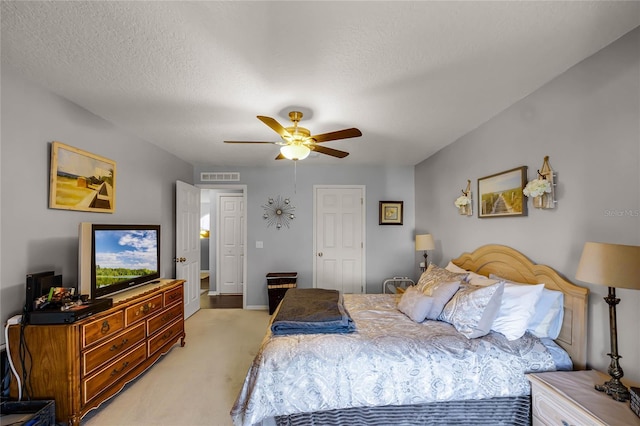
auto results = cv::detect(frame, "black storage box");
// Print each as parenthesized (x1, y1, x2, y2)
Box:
(0, 400, 55, 426)
(267, 272, 297, 315)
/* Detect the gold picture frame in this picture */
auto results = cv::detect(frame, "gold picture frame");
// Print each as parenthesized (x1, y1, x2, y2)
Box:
(477, 166, 527, 218)
(49, 141, 116, 213)
(379, 201, 403, 225)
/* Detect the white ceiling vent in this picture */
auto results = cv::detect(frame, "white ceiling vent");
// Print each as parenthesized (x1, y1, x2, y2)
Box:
(200, 172, 240, 182)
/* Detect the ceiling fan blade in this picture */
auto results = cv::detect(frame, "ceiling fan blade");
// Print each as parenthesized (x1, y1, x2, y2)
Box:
(275, 153, 286, 160)
(310, 128, 362, 143)
(224, 140, 276, 144)
(310, 145, 349, 158)
(257, 116, 292, 139)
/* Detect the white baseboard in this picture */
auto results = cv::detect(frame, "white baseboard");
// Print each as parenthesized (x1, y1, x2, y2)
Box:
(207, 291, 219, 296)
(245, 305, 268, 311)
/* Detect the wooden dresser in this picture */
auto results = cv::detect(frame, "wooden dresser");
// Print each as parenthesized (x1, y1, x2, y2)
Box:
(8, 279, 186, 425)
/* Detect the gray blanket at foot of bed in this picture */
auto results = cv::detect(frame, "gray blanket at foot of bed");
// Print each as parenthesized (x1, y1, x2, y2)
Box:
(270, 288, 355, 335)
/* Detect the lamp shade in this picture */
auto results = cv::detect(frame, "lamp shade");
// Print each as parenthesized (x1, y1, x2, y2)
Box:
(415, 234, 435, 251)
(575, 242, 640, 290)
(280, 144, 310, 160)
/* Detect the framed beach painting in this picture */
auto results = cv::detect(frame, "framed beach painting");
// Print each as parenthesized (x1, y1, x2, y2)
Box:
(477, 166, 527, 218)
(379, 201, 403, 225)
(49, 141, 116, 213)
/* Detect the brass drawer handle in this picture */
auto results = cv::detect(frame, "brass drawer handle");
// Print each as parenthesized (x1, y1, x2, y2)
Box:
(109, 338, 129, 351)
(169, 293, 179, 300)
(136, 303, 155, 316)
(162, 330, 174, 340)
(101, 320, 110, 334)
(110, 361, 129, 377)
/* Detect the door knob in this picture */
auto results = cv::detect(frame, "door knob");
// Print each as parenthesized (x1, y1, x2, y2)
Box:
(318, 252, 323, 257)
(174, 257, 186, 263)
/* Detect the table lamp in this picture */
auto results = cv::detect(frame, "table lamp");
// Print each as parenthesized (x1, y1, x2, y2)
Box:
(575, 242, 640, 402)
(415, 234, 435, 272)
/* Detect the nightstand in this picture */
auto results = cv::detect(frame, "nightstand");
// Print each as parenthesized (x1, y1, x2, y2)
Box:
(527, 370, 640, 426)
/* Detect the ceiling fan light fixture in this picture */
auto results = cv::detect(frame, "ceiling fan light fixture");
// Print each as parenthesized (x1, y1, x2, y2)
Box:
(280, 144, 310, 160)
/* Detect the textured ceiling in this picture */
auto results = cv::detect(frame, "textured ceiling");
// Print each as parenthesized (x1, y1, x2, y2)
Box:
(2, 1, 639, 167)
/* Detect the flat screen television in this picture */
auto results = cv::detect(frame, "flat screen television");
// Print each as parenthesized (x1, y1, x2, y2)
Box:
(79, 223, 161, 299)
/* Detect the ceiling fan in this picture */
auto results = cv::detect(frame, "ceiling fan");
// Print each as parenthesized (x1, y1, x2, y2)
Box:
(224, 111, 362, 160)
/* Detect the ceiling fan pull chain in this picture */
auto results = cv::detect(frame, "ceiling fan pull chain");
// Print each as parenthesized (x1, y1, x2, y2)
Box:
(294, 160, 297, 194)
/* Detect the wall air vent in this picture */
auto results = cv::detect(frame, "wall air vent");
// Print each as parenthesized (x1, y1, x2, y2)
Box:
(200, 172, 240, 182)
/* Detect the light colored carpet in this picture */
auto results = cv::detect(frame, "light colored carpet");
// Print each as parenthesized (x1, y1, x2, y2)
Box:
(83, 308, 270, 426)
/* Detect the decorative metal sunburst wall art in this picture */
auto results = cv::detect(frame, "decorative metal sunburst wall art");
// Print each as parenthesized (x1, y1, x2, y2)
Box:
(262, 196, 296, 229)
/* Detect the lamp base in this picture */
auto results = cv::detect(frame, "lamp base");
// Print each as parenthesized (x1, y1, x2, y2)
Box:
(596, 377, 630, 402)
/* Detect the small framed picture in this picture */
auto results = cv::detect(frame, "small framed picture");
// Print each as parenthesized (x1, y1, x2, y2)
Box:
(50, 141, 116, 213)
(477, 166, 528, 218)
(379, 201, 403, 225)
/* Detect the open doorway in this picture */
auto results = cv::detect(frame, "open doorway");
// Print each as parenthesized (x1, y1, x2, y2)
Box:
(197, 185, 247, 309)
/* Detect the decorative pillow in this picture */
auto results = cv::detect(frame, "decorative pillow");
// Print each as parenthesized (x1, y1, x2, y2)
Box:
(491, 283, 545, 340)
(528, 289, 564, 339)
(467, 273, 497, 286)
(397, 286, 434, 323)
(438, 282, 505, 339)
(445, 262, 492, 285)
(445, 261, 468, 274)
(421, 280, 461, 320)
(488, 274, 564, 340)
(416, 264, 467, 292)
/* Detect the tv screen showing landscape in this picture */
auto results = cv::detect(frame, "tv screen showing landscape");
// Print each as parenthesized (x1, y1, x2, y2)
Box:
(94, 228, 159, 290)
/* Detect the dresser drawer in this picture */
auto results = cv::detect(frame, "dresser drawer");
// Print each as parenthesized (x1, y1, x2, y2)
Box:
(164, 285, 183, 306)
(83, 343, 146, 404)
(147, 303, 183, 336)
(82, 310, 125, 348)
(531, 382, 607, 426)
(82, 322, 145, 376)
(148, 319, 183, 357)
(125, 294, 163, 326)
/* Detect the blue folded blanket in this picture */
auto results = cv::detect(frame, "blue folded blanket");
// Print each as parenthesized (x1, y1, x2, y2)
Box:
(271, 288, 356, 335)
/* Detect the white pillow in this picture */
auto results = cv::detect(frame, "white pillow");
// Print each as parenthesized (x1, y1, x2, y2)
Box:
(528, 289, 564, 339)
(397, 286, 434, 323)
(488, 274, 564, 340)
(491, 283, 545, 340)
(439, 282, 505, 339)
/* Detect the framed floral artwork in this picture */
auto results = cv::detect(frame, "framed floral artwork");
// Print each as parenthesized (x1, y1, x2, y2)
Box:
(379, 201, 403, 225)
(49, 141, 116, 213)
(477, 166, 527, 218)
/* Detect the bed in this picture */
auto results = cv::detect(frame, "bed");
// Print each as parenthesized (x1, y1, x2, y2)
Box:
(231, 245, 588, 426)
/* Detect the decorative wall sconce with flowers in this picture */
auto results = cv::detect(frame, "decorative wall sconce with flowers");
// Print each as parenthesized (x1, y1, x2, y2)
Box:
(262, 195, 296, 229)
(454, 180, 473, 216)
(523, 156, 556, 209)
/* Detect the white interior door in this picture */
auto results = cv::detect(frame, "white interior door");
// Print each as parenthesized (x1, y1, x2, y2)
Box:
(314, 186, 365, 293)
(176, 180, 201, 319)
(217, 194, 244, 294)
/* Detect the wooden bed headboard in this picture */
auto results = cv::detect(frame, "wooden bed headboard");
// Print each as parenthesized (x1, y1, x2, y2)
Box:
(451, 244, 588, 370)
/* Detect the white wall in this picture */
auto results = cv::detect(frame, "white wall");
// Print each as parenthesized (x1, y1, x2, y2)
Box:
(415, 28, 640, 382)
(194, 164, 416, 306)
(0, 64, 193, 342)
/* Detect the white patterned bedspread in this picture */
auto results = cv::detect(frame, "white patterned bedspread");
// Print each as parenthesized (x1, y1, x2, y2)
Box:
(231, 294, 559, 426)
